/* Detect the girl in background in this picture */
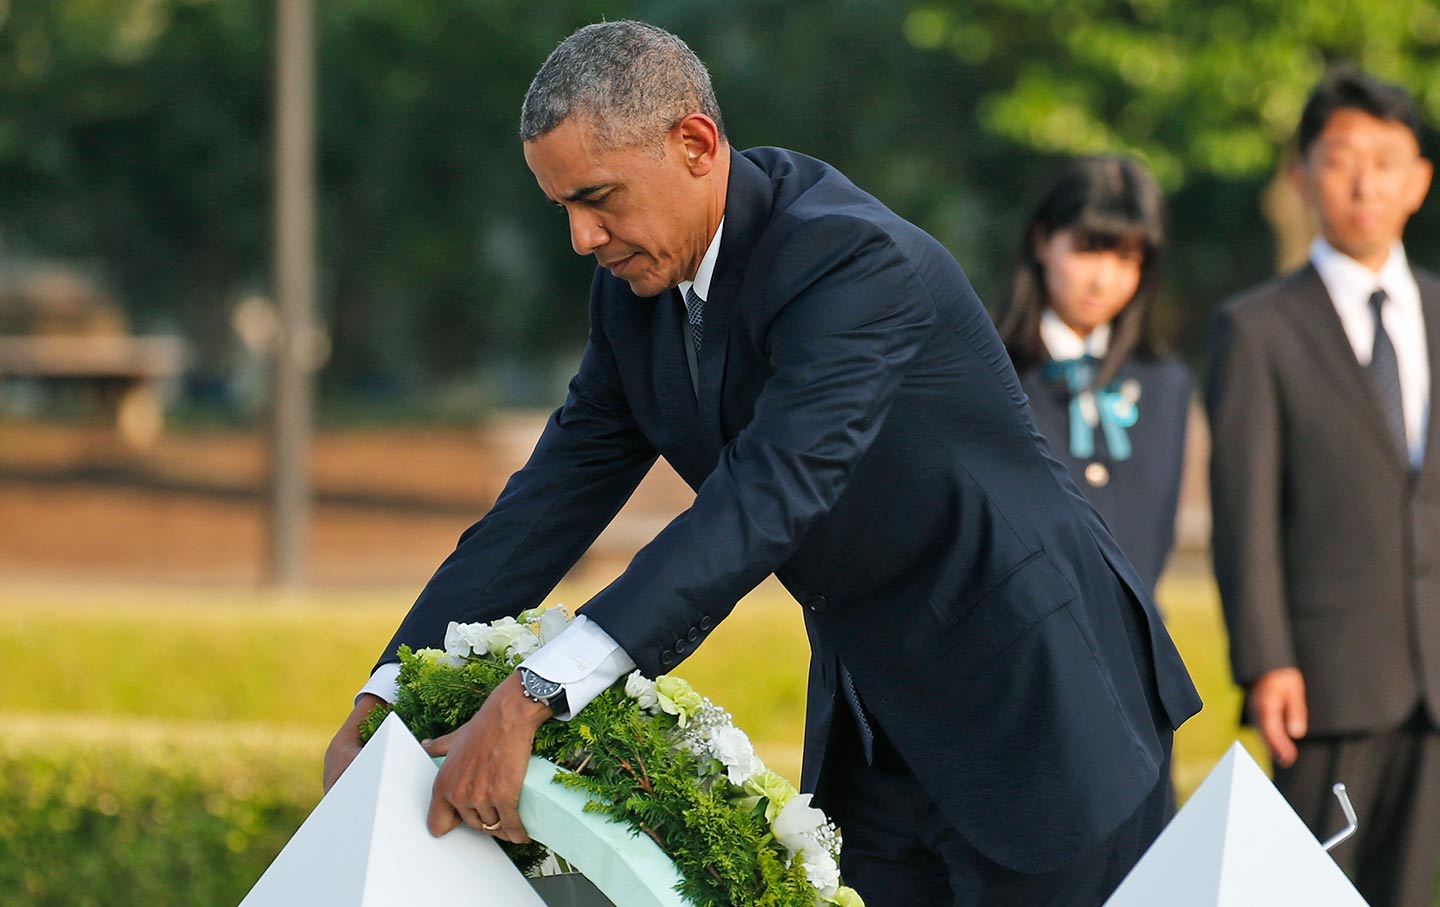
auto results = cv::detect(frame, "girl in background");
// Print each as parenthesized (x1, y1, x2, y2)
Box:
(998, 155, 1189, 593)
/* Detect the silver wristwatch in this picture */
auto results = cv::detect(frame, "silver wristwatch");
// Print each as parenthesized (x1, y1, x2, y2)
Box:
(518, 667, 567, 714)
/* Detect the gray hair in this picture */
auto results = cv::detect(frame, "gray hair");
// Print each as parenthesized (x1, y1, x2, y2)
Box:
(519, 20, 726, 150)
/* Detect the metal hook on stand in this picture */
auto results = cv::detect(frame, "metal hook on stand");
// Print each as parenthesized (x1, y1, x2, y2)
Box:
(1321, 782, 1358, 853)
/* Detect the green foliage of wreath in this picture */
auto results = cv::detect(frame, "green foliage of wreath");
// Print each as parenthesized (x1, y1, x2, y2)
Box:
(358, 635, 858, 907)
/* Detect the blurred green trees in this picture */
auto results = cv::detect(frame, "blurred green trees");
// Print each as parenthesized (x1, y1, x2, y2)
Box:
(2, 0, 1438, 406)
(905, 0, 1440, 307)
(904, 0, 1440, 187)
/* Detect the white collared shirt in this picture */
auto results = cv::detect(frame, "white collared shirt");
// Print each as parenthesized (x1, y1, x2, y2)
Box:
(1039, 309, 1110, 361)
(679, 216, 725, 308)
(1039, 310, 1112, 431)
(1311, 237, 1430, 467)
(359, 219, 730, 717)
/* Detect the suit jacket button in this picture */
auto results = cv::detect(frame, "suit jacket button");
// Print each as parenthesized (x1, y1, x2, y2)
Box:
(807, 593, 827, 613)
(687, 627, 700, 641)
(660, 649, 675, 666)
(1084, 462, 1110, 487)
(700, 615, 713, 630)
(675, 639, 689, 655)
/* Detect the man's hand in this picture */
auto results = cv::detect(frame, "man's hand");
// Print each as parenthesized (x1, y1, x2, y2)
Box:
(1247, 667, 1308, 769)
(323, 693, 387, 792)
(421, 672, 552, 843)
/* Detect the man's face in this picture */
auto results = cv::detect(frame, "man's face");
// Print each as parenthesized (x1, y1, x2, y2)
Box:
(523, 116, 712, 298)
(1295, 108, 1432, 268)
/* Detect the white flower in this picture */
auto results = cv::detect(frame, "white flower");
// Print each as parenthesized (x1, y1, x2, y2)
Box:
(443, 622, 467, 658)
(443, 617, 542, 660)
(467, 622, 502, 653)
(537, 605, 571, 643)
(706, 725, 761, 784)
(801, 847, 841, 892)
(444, 621, 486, 658)
(483, 617, 532, 657)
(624, 671, 659, 712)
(772, 793, 828, 855)
(506, 630, 541, 660)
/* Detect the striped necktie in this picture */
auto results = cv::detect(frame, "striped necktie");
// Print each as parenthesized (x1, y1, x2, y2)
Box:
(1366, 288, 1408, 464)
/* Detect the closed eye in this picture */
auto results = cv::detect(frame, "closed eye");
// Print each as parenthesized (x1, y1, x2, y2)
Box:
(563, 183, 617, 206)
(581, 188, 616, 208)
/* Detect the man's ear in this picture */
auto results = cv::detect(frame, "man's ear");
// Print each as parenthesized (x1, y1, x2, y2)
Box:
(1405, 156, 1433, 215)
(675, 113, 722, 176)
(1288, 159, 1315, 209)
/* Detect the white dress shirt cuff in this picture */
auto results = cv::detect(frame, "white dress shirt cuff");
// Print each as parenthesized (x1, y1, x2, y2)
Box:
(357, 661, 401, 705)
(520, 615, 636, 720)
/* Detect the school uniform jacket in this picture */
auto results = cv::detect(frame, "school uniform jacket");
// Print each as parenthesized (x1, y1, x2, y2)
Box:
(1022, 356, 1190, 592)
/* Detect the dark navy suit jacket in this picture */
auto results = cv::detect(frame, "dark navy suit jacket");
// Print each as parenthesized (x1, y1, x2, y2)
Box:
(378, 147, 1202, 873)
(1021, 357, 1190, 592)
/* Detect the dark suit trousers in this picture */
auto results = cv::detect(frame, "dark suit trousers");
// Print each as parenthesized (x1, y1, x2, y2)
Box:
(824, 593, 1172, 906)
(1276, 710, 1440, 907)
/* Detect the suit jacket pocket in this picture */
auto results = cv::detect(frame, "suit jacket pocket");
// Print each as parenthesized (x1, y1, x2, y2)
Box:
(927, 548, 1078, 680)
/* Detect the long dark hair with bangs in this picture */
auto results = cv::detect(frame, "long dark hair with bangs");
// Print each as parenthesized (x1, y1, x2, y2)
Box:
(998, 155, 1168, 389)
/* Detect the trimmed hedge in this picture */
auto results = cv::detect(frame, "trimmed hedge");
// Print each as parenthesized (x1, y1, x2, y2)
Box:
(0, 715, 320, 907)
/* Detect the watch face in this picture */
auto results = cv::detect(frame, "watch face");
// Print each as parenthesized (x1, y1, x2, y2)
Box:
(524, 670, 563, 700)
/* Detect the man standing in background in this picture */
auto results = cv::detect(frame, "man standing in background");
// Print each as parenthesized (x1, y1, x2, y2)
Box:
(1208, 67, 1440, 905)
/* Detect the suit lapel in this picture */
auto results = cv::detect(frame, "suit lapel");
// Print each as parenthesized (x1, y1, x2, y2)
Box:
(1281, 265, 1408, 474)
(694, 151, 775, 459)
(652, 288, 694, 406)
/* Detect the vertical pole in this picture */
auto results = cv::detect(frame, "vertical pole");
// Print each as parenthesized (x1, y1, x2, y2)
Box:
(270, 0, 315, 586)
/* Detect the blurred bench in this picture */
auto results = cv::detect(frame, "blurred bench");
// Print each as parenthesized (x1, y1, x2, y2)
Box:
(0, 334, 187, 446)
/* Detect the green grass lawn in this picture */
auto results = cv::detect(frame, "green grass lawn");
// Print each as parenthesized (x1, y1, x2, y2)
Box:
(0, 578, 811, 781)
(1158, 571, 1269, 796)
(2, 570, 1246, 795)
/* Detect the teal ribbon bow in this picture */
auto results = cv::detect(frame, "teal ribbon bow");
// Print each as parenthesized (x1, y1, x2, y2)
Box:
(1043, 357, 1138, 462)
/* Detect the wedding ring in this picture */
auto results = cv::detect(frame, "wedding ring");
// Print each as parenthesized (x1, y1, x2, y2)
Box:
(480, 819, 502, 831)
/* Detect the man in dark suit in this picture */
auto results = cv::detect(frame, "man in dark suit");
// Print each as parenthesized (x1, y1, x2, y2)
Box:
(325, 21, 1200, 905)
(1208, 68, 1440, 906)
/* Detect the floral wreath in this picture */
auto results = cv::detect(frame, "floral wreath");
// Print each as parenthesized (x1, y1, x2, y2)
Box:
(359, 605, 864, 907)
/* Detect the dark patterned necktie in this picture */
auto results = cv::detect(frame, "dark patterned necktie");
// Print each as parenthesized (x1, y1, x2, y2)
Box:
(684, 286, 704, 355)
(839, 662, 876, 765)
(1367, 288, 1408, 462)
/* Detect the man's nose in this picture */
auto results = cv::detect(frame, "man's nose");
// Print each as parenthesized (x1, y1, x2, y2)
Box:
(568, 210, 608, 256)
(1352, 162, 1379, 202)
